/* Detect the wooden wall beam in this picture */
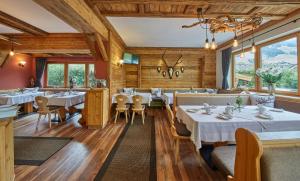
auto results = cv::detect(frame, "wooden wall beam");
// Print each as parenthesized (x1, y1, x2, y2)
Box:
(34, 0, 109, 40)
(0, 34, 21, 45)
(101, 11, 285, 20)
(0, 11, 48, 36)
(0, 33, 90, 54)
(91, 0, 300, 6)
(126, 47, 215, 55)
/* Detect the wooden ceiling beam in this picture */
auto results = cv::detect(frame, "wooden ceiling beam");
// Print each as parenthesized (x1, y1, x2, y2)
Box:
(217, 8, 300, 50)
(0, 33, 90, 54)
(0, 34, 21, 45)
(0, 11, 48, 36)
(90, 0, 300, 6)
(101, 11, 286, 20)
(95, 33, 109, 61)
(34, 0, 109, 40)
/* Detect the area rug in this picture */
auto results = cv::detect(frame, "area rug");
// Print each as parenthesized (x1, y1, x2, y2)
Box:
(94, 116, 156, 181)
(14, 136, 72, 166)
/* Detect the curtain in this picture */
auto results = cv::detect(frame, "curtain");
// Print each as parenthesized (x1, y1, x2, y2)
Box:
(35, 58, 47, 87)
(222, 47, 232, 89)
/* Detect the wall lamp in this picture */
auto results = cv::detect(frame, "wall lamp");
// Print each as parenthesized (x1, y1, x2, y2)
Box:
(18, 61, 26, 68)
(118, 59, 124, 67)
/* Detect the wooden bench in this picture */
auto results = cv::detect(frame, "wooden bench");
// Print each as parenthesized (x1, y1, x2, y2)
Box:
(212, 129, 300, 181)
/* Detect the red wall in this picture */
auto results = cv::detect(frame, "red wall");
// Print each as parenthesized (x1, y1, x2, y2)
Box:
(0, 54, 33, 89)
(0, 55, 108, 89)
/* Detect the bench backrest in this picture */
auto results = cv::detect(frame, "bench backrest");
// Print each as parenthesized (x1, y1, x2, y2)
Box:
(175, 94, 251, 106)
(230, 129, 300, 181)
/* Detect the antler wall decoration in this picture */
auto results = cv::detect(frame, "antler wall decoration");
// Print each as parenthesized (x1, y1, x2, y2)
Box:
(157, 50, 184, 79)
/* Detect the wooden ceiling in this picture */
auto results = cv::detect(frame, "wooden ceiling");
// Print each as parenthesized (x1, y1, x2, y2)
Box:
(88, 0, 300, 20)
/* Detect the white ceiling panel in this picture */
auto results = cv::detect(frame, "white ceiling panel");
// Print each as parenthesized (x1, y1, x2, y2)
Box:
(107, 17, 235, 47)
(0, 0, 78, 33)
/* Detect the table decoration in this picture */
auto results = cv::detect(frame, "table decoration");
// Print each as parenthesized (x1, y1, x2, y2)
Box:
(256, 66, 282, 95)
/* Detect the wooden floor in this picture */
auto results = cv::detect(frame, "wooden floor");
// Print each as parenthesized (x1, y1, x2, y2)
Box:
(14, 109, 225, 181)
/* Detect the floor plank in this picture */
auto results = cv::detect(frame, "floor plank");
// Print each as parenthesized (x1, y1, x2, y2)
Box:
(14, 109, 226, 181)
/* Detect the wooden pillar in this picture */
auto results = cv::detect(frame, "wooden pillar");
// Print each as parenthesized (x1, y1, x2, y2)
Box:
(0, 118, 14, 181)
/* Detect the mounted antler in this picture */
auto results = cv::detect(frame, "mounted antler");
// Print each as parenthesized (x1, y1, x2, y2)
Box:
(161, 50, 169, 67)
(161, 50, 184, 79)
(173, 54, 183, 67)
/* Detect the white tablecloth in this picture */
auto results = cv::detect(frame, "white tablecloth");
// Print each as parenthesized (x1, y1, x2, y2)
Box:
(0, 92, 44, 105)
(176, 105, 300, 149)
(112, 93, 152, 106)
(162, 93, 173, 105)
(46, 92, 85, 109)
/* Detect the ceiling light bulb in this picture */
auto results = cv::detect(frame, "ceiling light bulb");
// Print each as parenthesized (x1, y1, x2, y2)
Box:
(211, 38, 217, 50)
(9, 50, 14, 56)
(233, 38, 238, 47)
(240, 52, 245, 58)
(204, 39, 210, 49)
(251, 42, 256, 53)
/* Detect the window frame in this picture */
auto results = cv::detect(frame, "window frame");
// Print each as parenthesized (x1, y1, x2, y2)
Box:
(45, 61, 95, 88)
(232, 31, 300, 96)
(232, 47, 256, 91)
(257, 33, 299, 96)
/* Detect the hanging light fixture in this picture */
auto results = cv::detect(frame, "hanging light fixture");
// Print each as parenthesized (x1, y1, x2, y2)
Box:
(240, 24, 245, 58)
(204, 21, 210, 49)
(9, 39, 14, 56)
(233, 29, 238, 47)
(251, 28, 256, 53)
(211, 32, 217, 50)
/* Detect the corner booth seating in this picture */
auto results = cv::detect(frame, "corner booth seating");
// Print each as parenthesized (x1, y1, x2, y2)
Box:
(211, 128, 300, 181)
(173, 93, 300, 114)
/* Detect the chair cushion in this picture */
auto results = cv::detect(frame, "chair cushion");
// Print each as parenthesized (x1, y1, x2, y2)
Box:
(261, 146, 300, 181)
(174, 119, 191, 137)
(211, 146, 236, 176)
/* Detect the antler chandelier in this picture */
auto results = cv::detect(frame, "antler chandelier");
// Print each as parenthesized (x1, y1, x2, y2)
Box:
(182, 8, 263, 51)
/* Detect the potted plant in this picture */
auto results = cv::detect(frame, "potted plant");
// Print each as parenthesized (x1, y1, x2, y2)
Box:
(235, 96, 243, 112)
(256, 66, 282, 95)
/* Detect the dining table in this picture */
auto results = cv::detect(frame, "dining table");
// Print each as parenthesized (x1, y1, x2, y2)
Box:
(112, 92, 152, 106)
(0, 91, 45, 113)
(44, 91, 86, 121)
(176, 105, 300, 149)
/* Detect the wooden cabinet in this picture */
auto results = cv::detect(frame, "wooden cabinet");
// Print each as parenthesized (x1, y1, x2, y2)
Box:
(82, 88, 109, 129)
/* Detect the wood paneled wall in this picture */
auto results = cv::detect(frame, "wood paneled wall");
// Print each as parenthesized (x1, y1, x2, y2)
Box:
(125, 48, 216, 88)
(109, 33, 126, 96)
(125, 64, 139, 88)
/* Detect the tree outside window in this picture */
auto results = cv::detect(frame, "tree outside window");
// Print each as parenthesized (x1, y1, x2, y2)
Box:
(233, 51, 255, 89)
(261, 37, 298, 92)
(47, 64, 64, 87)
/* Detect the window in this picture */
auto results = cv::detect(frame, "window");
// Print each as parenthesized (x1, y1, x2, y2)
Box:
(260, 37, 298, 92)
(46, 63, 95, 88)
(47, 64, 65, 87)
(68, 64, 86, 87)
(233, 51, 255, 89)
(88, 64, 96, 87)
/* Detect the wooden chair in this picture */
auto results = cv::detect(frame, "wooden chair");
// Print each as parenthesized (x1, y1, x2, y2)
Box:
(165, 104, 191, 164)
(35, 96, 62, 128)
(114, 94, 129, 123)
(131, 95, 145, 125)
